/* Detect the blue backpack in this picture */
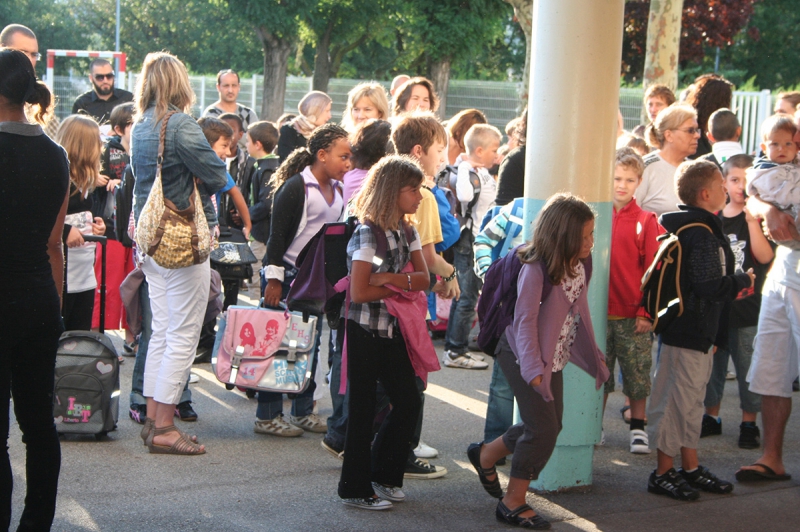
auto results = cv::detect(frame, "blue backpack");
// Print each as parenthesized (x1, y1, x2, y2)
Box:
(478, 198, 526, 263)
(430, 185, 461, 253)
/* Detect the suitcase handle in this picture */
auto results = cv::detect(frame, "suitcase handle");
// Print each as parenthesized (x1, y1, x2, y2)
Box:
(83, 235, 107, 332)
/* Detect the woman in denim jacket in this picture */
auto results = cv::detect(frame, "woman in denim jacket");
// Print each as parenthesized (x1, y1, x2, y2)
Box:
(131, 52, 228, 455)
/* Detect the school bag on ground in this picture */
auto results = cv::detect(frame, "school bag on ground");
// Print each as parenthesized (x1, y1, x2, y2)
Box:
(477, 246, 593, 356)
(212, 305, 319, 394)
(54, 235, 120, 440)
(640, 222, 712, 335)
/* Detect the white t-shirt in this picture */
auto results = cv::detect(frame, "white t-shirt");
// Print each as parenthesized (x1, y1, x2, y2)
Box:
(637, 152, 681, 217)
(64, 211, 97, 293)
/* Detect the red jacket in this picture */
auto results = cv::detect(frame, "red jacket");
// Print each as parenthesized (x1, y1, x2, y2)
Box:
(608, 198, 663, 319)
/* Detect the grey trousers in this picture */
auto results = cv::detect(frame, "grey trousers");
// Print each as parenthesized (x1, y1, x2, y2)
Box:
(496, 333, 563, 481)
(648, 343, 712, 457)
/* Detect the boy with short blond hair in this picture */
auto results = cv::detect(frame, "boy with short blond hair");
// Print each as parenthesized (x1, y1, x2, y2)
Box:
(647, 159, 754, 501)
(603, 147, 662, 454)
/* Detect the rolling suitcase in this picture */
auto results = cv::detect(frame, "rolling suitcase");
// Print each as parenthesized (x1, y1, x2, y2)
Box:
(53, 235, 120, 440)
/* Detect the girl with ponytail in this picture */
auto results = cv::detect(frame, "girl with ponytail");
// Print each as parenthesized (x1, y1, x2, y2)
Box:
(255, 123, 351, 437)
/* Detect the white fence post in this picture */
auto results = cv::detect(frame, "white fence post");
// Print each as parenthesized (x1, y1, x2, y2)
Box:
(200, 76, 206, 112)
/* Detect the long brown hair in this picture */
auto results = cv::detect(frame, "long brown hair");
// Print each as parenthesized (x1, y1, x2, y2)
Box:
(517, 193, 595, 284)
(56, 115, 101, 197)
(134, 52, 195, 125)
(353, 155, 424, 231)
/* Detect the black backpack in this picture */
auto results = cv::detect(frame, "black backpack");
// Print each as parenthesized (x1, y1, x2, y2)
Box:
(435, 165, 481, 233)
(114, 164, 135, 248)
(640, 223, 712, 334)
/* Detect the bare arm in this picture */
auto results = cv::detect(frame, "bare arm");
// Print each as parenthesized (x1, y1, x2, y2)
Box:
(421, 242, 460, 299)
(49, 190, 69, 305)
(227, 186, 252, 239)
(744, 208, 775, 265)
(351, 249, 429, 304)
(746, 194, 799, 242)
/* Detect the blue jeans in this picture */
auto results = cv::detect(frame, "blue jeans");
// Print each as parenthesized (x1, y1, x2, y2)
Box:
(325, 321, 348, 447)
(704, 325, 761, 413)
(484, 359, 514, 442)
(256, 267, 323, 420)
(130, 279, 191, 407)
(445, 233, 482, 354)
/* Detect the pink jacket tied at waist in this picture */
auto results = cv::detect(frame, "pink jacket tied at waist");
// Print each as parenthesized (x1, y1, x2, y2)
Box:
(337, 263, 440, 395)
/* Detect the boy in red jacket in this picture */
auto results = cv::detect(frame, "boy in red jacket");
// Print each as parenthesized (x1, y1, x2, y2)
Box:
(603, 147, 663, 453)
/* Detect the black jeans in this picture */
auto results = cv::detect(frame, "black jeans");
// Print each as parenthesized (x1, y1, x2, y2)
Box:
(338, 321, 421, 498)
(1, 281, 63, 532)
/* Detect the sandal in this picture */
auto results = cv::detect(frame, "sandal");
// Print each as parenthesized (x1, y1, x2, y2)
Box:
(140, 417, 199, 446)
(467, 442, 503, 498)
(496, 500, 551, 529)
(146, 425, 206, 455)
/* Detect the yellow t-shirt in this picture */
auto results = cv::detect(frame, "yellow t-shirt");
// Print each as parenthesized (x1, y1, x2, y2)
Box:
(413, 187, 443, 247)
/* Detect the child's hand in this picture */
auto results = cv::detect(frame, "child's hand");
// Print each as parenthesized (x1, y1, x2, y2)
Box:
(263, 279, 282, 308)
(243, 224, 251, 240)
(91, 217, 106, 236)
(106, 178, 120, 191)
(66, 226, 84, 248)
(368, 272, 390, 287)
(746, 267, 756, 288)
(634, 317, 652, 334)
(95, 174, 109, 188)
(529, 375, 543, 387)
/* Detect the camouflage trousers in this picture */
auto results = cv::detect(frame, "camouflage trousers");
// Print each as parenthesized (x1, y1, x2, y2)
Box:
(604, 318, 653, 400)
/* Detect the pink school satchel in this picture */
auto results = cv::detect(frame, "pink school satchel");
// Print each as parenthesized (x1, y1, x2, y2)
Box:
(212, 306, 318, 393)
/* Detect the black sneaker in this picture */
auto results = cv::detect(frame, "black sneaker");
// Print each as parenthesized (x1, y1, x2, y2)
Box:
(679, 465, 733, 494)
(700, 414, 722, 437)
(174, 401, 198, 422)
(738, 422, 761, 449)
(321, 436, 344, 459)
(648, 468, 700, 501)
(404, 457, 447, 479)
(129, 403, 147, 425)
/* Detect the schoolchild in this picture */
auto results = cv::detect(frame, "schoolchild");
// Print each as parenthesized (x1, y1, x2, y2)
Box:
(468, 193, 609, 529)
(701, 154, 773, 448)
(56, 115, 107, 331)
(257, 124, 351, 437)
(443, 123, 501, 369)
(244, 120, 280, 287)
(602, 148, 662, 454)
(338, 155, 431, 510)
(647, 160, 754, 500)
(218, 112, 257, 236)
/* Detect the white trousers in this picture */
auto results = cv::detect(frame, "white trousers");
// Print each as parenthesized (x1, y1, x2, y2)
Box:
(142, 257, 210, 405)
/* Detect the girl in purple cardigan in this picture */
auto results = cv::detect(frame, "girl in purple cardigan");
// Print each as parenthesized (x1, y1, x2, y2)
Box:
(467, 193, 610, 529)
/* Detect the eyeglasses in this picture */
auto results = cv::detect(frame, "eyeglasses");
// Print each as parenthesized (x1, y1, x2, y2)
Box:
(19, 51, 41, 61)
(94, 73, 115, 81)
(674, 127, 700, 135)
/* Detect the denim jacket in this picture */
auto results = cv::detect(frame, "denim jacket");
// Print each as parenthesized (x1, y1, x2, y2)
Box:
(131, 105, 228, 227)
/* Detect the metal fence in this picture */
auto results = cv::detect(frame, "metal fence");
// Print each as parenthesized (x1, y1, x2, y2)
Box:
(51, 74, 772, 153)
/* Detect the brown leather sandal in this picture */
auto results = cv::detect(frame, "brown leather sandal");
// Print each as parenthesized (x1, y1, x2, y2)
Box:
(146, 425, 206, 455)
(140, 417, 199, 446)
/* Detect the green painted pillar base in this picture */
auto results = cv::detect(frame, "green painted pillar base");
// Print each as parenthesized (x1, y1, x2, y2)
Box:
(530, 443, 595, 493)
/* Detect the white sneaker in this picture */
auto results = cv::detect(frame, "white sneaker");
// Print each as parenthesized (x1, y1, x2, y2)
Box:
(630, 429, 651, 454)
(254, 415, 303, 437)
(290, 413, 328, 433)
(188, 373, 200, 384)
(341, 496, 393, 510)
(372, 482, 405, 502)
(466, 352, 485, 362)
(414, 440, 439, 459)
(443, 350, 489, 370)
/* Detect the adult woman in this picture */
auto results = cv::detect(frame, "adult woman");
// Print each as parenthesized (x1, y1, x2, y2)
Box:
(391, 77, 439, 116)
(277, 91, 332, 162)
(446, 108, 487, 165)
(686, 75, 733, 159)
(341, 82, 389, 133)
(637, 104, 700, 217)
(495, 109, 527, 207)
(774, 91, 800, 115)
(131, 52, 228, 455)
(0, 48, 69, 531)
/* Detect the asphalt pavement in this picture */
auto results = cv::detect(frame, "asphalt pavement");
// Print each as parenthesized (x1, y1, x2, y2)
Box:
(7, 297, 800, 531)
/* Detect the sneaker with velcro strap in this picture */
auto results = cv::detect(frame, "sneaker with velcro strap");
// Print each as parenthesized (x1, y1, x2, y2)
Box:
(254, 414, 303, 437)
(372, 482, 405, 502)
(678, 465, 734, 494)
(290, 413, 328, 433)
(629, 429, 651, 454)
(404, 457, 447, 479)
(647, 468, 700, 501)
(341, 496, 392, 510)
(443, 350, 489, 370)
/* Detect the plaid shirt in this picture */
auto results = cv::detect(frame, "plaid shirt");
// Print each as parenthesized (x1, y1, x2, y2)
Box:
(347, 223, 421, 338)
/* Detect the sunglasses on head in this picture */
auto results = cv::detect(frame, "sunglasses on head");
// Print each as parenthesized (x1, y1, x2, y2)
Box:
(94, 73, 115, 81)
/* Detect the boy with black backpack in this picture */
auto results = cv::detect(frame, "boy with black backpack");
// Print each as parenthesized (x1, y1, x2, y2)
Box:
(245, 121, 280, 297)
(443, 124, 501, 370)
(646, 160, 754, 501)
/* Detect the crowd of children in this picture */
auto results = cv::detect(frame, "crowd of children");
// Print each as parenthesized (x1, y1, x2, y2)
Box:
(47, 67, 800, 524)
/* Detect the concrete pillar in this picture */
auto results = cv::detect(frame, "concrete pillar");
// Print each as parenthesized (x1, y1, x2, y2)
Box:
(520, 0, 625, 491)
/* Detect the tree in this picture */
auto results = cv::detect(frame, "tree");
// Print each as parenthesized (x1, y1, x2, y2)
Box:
(503, 0, 533, 101)
(228, 0, 315, 120)
(642, 0, 684, 91)
(727, 0, 800, 89)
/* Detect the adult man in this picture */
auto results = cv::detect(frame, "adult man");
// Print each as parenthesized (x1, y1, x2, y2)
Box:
(735, 118, 800, 483)
(390, 74, 410, 97)
(202, 69, 258, 144)
(72, 58, 133, 125)
(0, 24, 40, 66)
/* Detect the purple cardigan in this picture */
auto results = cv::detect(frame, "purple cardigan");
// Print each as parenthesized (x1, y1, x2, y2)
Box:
(506, 259, 610, 402)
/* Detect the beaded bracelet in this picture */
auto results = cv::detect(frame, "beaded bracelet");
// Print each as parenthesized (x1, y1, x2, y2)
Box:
(443, 266, 458, 283)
